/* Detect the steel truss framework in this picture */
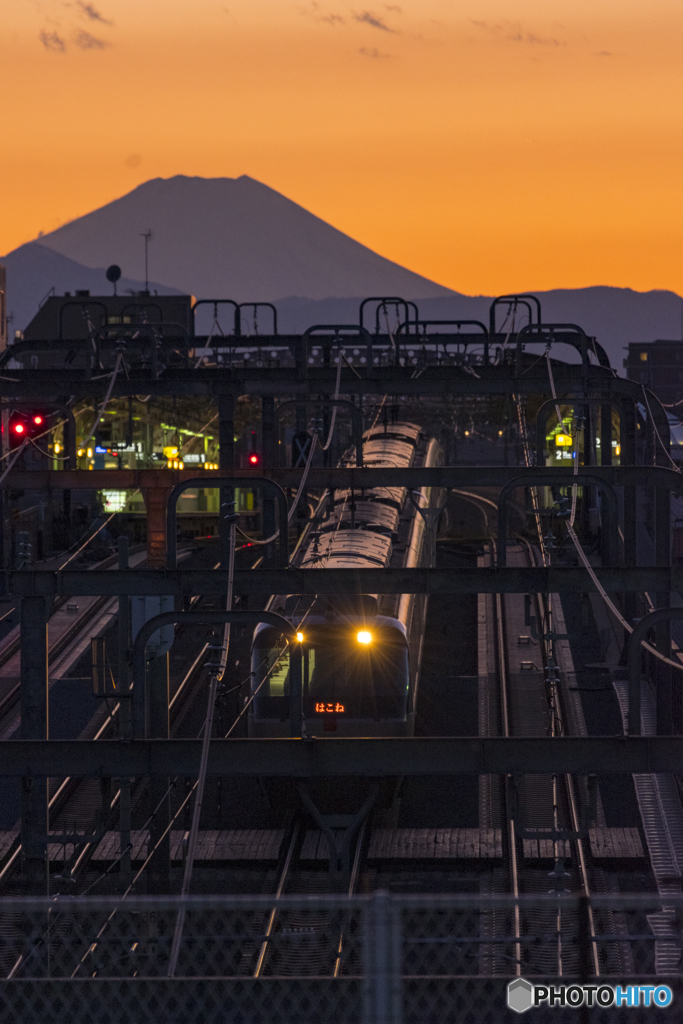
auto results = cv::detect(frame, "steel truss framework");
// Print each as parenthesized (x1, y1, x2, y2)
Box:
(0, 327, 677, 879)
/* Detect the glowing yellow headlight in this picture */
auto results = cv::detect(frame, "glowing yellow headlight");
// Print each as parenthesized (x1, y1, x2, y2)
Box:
(357, 630, 372, 645)
(296, 631, 304, 642)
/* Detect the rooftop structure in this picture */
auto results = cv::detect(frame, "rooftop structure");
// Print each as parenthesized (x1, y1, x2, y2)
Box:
(625, 338, 683, 407)
(22, 291, 194, 342)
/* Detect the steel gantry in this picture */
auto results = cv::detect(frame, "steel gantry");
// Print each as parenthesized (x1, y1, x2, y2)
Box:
(1, 302, 679, 887)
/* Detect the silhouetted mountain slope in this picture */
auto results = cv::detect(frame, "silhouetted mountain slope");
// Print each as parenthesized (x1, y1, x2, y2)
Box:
(26, 175, 454, 302)
(3, 175, 681, 371)
(1, 242, 180, 334)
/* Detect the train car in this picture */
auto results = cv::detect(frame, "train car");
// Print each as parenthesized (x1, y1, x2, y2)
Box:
(249, 421, 443, 737)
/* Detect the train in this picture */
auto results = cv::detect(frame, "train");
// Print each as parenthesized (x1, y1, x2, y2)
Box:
(249, 421, 443, 738)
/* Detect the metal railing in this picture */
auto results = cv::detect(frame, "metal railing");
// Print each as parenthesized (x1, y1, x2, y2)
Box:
(1, 892, 681, 1022)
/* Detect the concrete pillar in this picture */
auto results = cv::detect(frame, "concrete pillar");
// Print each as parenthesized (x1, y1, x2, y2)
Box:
(143, 486, 173, 568)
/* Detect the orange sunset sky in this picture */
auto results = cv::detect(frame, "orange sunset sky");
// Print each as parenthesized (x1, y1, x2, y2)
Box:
(2, 0, 682, 296)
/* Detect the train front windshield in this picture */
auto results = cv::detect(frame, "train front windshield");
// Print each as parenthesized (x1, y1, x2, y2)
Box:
(251, 626, 410, 720)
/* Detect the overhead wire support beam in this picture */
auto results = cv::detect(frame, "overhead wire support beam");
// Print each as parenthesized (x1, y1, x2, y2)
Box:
(1, 737, 683, 777)
(2, 465, 681, 493)
(0, 360, 665, 404)
(6, 566, 683, 598)
(496, 471, 621, 567)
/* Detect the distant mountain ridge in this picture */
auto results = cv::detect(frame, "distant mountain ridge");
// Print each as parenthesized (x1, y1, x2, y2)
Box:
(17, 175, 453, 302)
(2, 175, 682, 369)
(1, 242, 180, 337)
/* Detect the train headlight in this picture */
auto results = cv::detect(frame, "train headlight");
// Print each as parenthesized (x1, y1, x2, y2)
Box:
(356, 630, 372, 645)
(296, 631, 304, 642)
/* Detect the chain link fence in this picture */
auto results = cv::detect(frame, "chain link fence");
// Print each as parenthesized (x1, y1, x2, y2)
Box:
(0, 893, 681, 1022)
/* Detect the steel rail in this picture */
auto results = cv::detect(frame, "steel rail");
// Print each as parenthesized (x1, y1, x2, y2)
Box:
(0, 548, 205, 889)
(494, 580, 521, 976)
(516, 538, 600, 977)
(253, 820, 302, 977)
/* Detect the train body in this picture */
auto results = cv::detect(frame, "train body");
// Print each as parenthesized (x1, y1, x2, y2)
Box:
(249, 422, 443, 738)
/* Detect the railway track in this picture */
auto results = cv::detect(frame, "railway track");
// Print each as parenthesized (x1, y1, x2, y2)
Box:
(484, 539, 600, 976)
(483, 513, 683, 979)
(3, 482, 682, 984)
(0, 546, 143, 730)
(0, 543, 237, 893)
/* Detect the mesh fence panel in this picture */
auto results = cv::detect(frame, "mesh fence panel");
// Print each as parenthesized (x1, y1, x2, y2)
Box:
(0, 894, 681, 1023)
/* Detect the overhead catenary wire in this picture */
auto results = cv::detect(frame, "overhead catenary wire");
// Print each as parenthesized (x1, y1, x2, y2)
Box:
(641, 385, 681, 474)
(7, 548, 267, 962)
(236, 430, 321, 547)
(72, 620, 296, 975)
(516, 368, 597, 925)
(567, 521, 683, 673)
(543, 352, 683, 672)
(0, 440, 28, 485)
(179, 413, 218, 455)
(0, 413, 70, 463)
(59, 496, 140, 570)
(545, 350, 579, 526)
(167, 514, 237, 976)
(194, 315, 225, 369)
(320, 346, 343, 452)
(78, 353, 123, 450)
(236, 353, 346, 549)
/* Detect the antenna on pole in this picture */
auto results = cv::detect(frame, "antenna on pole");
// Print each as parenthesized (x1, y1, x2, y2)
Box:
(140, 230, 152, 294)
(106, 264, 122, 297)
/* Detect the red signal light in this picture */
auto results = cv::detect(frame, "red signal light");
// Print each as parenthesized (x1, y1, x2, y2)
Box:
(249, 453, 260, 465)
(9, 410, 49, 448)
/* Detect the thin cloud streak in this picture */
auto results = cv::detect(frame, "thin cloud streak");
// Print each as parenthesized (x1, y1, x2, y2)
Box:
(77, 3, 114, 26)
(359, 46, 393, 58)
(353, 11, 395, 32)
(74, 29, 108, 49)
(471, 19, 565, 48)
(39, 30, 66, 52)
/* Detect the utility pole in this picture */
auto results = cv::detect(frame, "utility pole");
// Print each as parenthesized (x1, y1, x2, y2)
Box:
(140, 229, 152, 293)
